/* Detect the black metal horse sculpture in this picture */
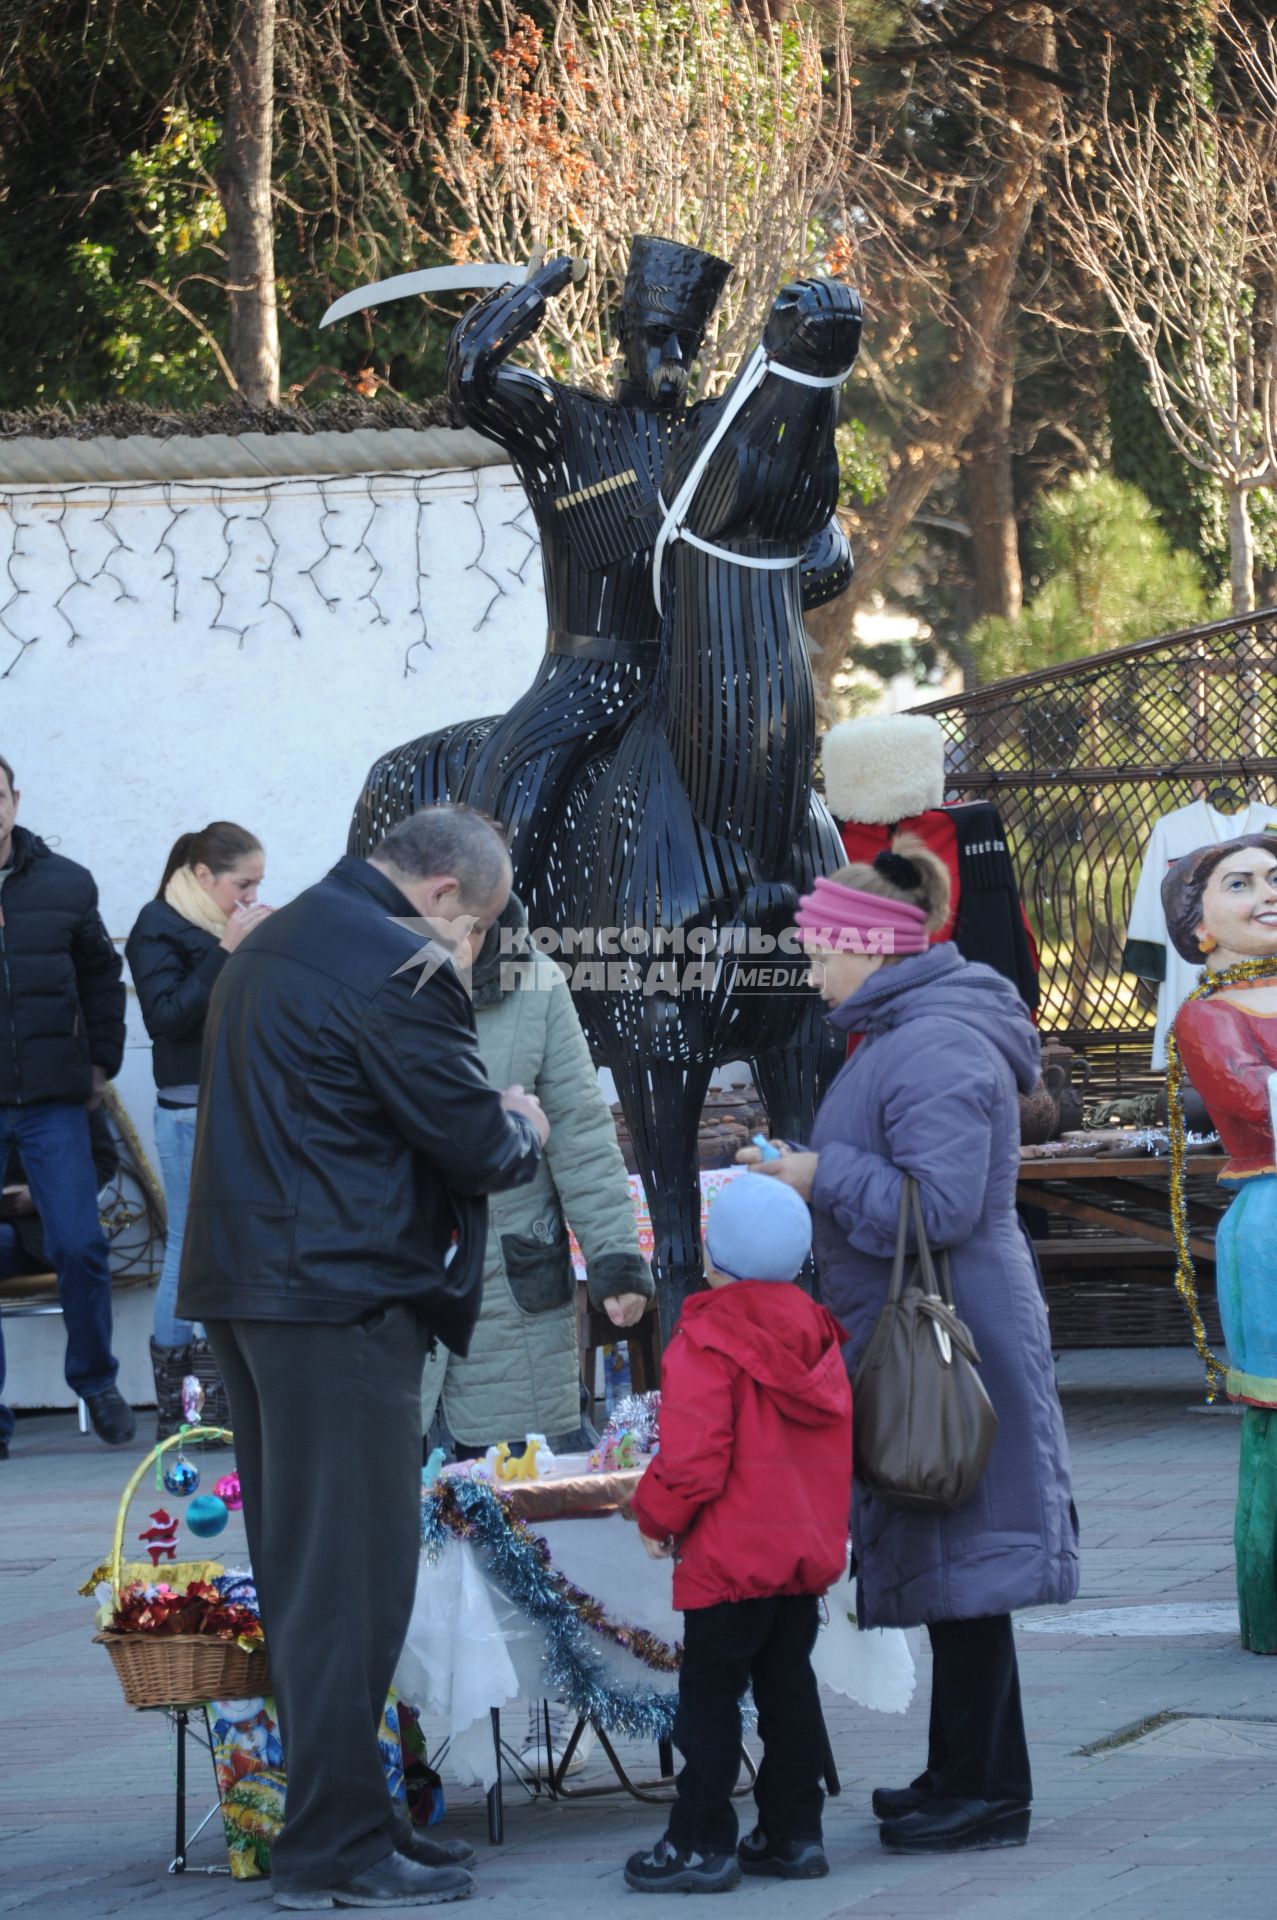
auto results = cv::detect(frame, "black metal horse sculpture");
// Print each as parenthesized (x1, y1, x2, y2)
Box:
(527, 276, 863, 1331)
(350, 262, 861, 1333)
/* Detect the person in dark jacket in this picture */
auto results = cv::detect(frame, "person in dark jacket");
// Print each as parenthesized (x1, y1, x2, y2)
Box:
(742, 835, 1078, 1857)
(0, 752, 133, 1454)
(627, 1174, 851, 1893)
(126, 820, 270, 1437)
(179, 804, 548, 1912)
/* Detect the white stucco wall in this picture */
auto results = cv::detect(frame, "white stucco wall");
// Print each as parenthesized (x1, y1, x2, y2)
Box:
(2, 459, 546, 1113)
(0, 442, 758, 1412)
(1, 455, 547, 1408)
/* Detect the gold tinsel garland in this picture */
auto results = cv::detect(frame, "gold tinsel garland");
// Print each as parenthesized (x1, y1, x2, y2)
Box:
(1166, 954, 1277, 1399)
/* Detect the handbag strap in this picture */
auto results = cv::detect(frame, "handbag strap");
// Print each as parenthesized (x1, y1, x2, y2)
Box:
(887, 1174, 913, 1304)
(907, 1180, 958, 1310)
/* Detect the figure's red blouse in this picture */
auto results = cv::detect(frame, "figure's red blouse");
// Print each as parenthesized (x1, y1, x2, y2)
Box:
(837, 812, 962, 942)
(1174, 994, 1277, 1180)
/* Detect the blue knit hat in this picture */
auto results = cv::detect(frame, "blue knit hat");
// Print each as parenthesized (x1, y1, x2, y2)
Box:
(704, 1173, 812, 1284)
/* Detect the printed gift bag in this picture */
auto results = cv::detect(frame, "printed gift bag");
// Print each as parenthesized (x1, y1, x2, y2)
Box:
(398, 1699, 446, 1830)
(206, 1698, 287, 1879)
(206, 1690, 429, 1878)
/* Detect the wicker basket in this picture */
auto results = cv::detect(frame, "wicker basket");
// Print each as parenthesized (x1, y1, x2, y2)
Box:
(95, 1424, 271, 1710)
(94, 1628, 271, 1709)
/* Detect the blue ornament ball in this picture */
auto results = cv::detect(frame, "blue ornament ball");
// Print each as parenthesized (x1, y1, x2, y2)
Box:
(163, 1457, 200, 1498)
(186, 1493, 229, 1539)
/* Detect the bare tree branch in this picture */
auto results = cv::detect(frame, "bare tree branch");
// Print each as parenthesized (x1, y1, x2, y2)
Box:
(426, 0, 859, 393)
(138, 278, 243, 394)
(1053, 12, 1277, 612)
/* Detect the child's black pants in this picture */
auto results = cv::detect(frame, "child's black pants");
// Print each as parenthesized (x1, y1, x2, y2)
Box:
(667, 1592, 824, 1857)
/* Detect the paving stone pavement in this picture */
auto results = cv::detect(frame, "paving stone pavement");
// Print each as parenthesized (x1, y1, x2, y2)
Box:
(3, 1348, 1277, 1919)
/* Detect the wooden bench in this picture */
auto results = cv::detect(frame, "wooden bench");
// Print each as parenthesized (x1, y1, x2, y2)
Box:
(0, 1264, 156, 1429)
(0, 1268, 90, 1430)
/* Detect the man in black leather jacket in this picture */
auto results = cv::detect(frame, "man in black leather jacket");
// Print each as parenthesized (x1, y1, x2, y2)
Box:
(179, 805, 546, 1911)
(0, 753, 132, 1456)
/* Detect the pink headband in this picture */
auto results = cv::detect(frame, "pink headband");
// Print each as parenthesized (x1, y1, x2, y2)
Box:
(795, 875, 930, 956)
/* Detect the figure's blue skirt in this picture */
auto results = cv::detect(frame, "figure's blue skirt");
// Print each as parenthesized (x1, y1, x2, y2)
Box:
(1216, 1175, 1277, 1406)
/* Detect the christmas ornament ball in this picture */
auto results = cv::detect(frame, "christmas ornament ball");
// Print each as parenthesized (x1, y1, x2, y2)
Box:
(163, 1458, 200, 1498)
(186, 1494, 229, 1539)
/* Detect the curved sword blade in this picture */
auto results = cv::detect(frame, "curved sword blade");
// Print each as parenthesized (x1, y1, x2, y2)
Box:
(320, 263, 527, 330)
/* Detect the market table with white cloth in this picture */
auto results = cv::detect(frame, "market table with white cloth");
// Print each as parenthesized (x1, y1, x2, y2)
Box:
(394, 1458, 915, 1835)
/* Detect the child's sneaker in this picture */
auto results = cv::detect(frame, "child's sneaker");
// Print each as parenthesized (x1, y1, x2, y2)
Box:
(624, 1837, 742, 1893)
(737, 1828, 829, 1878)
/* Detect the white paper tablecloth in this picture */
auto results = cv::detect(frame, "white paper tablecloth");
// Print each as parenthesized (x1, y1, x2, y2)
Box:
(395, 1505, 915, 1790)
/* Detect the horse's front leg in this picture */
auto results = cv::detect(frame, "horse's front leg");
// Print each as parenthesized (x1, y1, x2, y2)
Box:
(749, 1011, 843, 1303)
(606, 1044, 715, 1345)
(749, 1006, 844, 1150)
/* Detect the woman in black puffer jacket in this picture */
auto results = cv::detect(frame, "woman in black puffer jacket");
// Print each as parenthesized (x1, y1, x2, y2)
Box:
(126, 822, 270, 1435)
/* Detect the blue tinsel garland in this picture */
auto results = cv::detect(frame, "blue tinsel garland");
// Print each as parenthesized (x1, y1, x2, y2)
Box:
(422, 1477, 678, 1743)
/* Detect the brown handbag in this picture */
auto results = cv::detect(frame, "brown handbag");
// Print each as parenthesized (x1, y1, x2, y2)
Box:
(851, 1175, 998, 1514)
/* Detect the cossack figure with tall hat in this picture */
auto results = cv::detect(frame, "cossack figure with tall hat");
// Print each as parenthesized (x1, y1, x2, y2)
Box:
(349, 237, 853, 889)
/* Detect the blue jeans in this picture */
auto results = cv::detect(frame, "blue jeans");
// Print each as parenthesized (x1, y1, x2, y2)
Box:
(0, 1102, 119, 1443)
(153, 1104, 199, 1347)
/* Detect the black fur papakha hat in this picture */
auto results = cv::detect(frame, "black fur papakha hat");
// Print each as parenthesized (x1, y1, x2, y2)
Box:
(619, 236, 732, 340)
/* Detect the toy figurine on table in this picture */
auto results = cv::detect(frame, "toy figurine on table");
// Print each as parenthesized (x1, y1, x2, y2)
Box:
(1163, 833, 1277, 1653)
(587, 1430, 639, 1473)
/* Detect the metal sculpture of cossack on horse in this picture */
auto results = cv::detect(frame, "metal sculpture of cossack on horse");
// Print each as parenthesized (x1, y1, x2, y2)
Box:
(340, 251, 861, 1332)
(530, 276, 863, 1331)
(352, 238, 732, 885)
(348, 239, 852, 888)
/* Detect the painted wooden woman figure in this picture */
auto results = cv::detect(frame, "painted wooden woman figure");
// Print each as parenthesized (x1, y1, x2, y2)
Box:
(1164, 833, 1277, 1653)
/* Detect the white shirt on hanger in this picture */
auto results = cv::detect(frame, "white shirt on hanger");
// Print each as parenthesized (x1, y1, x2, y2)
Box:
(1124, 796, 1277, 1070)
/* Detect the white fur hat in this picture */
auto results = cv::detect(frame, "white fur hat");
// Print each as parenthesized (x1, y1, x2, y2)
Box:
(820, 714, 946, 824)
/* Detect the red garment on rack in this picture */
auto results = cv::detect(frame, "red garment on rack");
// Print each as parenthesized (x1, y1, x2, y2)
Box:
(833, 804, 1039, 1053)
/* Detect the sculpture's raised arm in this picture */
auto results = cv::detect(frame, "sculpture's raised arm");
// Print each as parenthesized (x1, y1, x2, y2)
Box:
(446, 256, 577, 455)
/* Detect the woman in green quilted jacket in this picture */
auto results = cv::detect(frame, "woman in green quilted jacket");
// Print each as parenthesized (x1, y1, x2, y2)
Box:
(421, 894, 652, 1779)
(421, 891, 651, 1455)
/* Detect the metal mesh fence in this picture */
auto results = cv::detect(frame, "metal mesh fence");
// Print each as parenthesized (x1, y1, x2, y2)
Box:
(913, 608, 1277, 1089)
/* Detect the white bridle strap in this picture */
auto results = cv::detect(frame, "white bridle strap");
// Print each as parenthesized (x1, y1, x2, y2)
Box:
(651, 347, 855, 612)
(677, 528, 797, 571)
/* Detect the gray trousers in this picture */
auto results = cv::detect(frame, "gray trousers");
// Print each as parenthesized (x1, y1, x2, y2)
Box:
(206, 1306, 431, 1892)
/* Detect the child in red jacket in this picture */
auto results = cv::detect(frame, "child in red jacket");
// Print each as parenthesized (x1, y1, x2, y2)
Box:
(625, 1174, 852, 1894)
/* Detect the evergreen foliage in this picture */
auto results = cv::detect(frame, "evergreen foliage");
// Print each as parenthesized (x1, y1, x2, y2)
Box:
(969, 471, 1224, 682)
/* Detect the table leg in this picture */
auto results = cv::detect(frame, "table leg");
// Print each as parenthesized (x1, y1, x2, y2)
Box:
(819, 1710, 841, 1797)
(487, 1708, 504, 1845)
(173, 1709, 187, 1873)
(547, 1714, 587, 1794)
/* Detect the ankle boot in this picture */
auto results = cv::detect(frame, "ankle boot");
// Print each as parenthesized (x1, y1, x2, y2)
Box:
(186, 1336, 232, 1444)
(150, 1339, 189, 1442)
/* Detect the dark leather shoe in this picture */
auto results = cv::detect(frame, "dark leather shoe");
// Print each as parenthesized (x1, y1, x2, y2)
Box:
(399, 1832, 477, 1872)
(274, 1851, 474, 1908)
(85, 1386, 136, 1446)
(880, 1797, 1030, 1853)
(871, 1773, 933, 1821)
(737, 1828, 828, 1878)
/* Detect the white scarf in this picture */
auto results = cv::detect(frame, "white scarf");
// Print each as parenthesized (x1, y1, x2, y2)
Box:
(165, 864, 228, 939)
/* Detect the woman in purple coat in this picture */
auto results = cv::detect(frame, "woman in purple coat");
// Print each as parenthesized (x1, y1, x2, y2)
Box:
(741, 836, 1078, 1856)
